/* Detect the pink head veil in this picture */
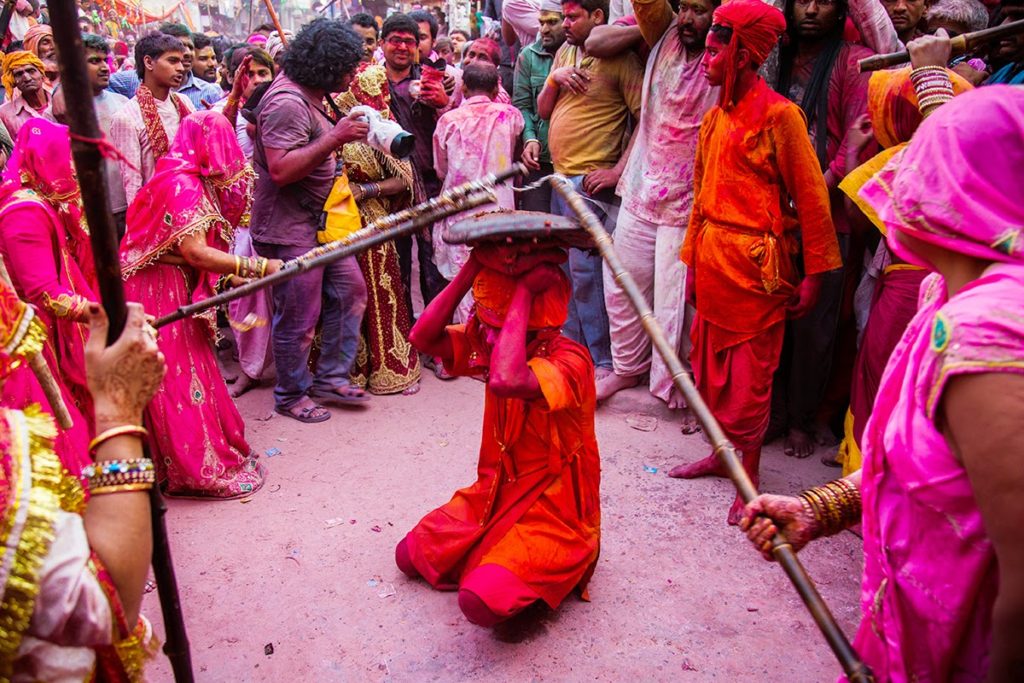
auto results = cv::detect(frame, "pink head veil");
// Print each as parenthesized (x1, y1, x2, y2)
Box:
(860, 86, 1024, 268)
(0, 119, 95, 284)
(121, 111, 255, 274)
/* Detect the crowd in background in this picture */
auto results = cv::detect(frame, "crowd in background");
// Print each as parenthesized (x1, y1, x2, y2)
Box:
(0, 0, 1022, 677)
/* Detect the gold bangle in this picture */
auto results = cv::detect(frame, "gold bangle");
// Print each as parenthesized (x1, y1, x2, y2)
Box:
(90, 483, 154, 496)
(233, 255, 243, 277)
(89, 425, 148, 454)
(257, 257, 268, 279)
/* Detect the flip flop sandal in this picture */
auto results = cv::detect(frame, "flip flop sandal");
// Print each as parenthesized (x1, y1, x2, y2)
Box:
(309, 385, 371, 405)
(275, 403, 331, 423)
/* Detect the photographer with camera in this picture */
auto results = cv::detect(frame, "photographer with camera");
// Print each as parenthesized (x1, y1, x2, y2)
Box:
(334, 64, 424, 396)
(250, 19, 372, 423)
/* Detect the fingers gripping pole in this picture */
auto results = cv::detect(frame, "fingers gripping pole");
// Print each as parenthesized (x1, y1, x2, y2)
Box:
(547, 176, 874, 683)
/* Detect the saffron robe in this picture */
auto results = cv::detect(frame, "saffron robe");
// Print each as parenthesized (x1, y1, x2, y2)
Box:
(402, 328, 601, 608)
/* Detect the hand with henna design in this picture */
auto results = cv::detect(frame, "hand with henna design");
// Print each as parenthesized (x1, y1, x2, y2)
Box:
(85, 302, 166, 434)
(739, 494, 821, 561)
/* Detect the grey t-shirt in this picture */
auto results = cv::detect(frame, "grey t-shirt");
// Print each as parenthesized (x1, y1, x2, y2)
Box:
(250, 74, 335, 248)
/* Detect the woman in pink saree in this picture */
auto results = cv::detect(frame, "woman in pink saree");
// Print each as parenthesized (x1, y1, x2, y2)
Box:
(121, 111, 278, 498)
(739, 86, 1024, 681)
(0, 119, 96, 474)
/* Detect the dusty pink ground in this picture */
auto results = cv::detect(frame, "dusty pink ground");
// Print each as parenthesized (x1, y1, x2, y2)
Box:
(143, 366, 862, 681)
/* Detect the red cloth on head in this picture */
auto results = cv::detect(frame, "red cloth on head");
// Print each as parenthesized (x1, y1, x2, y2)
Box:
(472, 265, 570, 331)
(712, 0, 786, 108)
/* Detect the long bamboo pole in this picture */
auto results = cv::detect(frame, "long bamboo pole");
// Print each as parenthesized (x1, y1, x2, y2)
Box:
(47, 3, 194, 681)
(262, 0, 288, 42)
(154, 165, 526, 329)
(549, 176, 874, 683)
(859, 19, 1024, 71)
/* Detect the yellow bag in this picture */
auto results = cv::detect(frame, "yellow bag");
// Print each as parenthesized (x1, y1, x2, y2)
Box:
(318, 171, 363, 244)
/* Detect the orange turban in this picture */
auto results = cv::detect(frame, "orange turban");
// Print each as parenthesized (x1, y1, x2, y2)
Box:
(840, 67, 973, 234)
(2, 51, 46, 98)
(867, 66, 973, 149)
(712, 0, 786, 108)
(23, 24, 53, 59)
(472, 266, 571, 330)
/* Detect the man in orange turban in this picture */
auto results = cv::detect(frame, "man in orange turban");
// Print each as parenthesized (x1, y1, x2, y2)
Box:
(0, 51, 50, 139)
(668, 0, 842, 525)
(396, 239, 601, 627)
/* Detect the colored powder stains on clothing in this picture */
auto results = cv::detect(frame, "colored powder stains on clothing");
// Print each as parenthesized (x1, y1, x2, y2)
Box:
(616, 23, 719, 227)
(402, 329, 600, 609)
(547, 44, 643, 177)
(681, 79, 840, 349)
(431, 96, 525, 280)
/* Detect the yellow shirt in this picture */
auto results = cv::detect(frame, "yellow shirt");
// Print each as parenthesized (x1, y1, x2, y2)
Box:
(548, 44, 643, 177)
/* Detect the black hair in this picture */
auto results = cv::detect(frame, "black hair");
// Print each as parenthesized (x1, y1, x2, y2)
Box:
(449, 29, 470, 40)
(462, 62, 499, 93)
(248, 47, 275, 73)
(349, 12, 379, 36)
(135, 32, 186, 79)
(776, 0, 848, 167)
(408, 9, 439, 40)
(281, 18, 363, 92)
(381, 13, 421, 41)
(158, 22, 191, 41)
(192, 32, 213, 52)
(709, 23, 733, 43)
(4, 41, 24, 54)
(560, 0, 610, 20)
(82, 33, 110, 55)
(212, 35, 230, 62)
(255, 22, 276, 33)
(224, 42, 249, 71)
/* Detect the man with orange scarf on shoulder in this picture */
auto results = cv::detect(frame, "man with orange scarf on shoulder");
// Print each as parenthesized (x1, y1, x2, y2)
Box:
(395, 233, 600, 628)
(667, 0, 842, 525)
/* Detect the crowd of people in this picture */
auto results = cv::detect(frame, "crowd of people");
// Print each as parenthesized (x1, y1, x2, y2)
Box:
(0, 0, 1021, 678)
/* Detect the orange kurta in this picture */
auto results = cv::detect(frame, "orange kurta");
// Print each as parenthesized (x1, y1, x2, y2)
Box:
(681, 78, 841, 352)
(403, 326, 601, 609)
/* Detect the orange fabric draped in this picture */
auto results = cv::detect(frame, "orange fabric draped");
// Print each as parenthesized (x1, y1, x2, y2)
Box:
(681, 78, 841, 353)
(402, 328, 600, 609)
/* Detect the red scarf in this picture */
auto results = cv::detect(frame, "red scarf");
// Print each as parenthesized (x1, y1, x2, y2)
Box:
(135, 84, 191, 160)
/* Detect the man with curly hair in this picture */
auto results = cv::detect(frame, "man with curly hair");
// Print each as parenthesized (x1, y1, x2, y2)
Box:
(250, 19, 372, 423)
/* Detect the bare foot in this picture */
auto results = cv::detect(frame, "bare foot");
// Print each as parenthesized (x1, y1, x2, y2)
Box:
(813, 422, 840, 447)
(727, 495, 746, 526)
(596, 371, 640, 402)
(679, 406, 701, 435)
(821, 449, 842, 468)
(667, 454, 727, 479)
(402, 382, 421, 396)
(230, 374, 258, 398)
(783, 428, 816, 459)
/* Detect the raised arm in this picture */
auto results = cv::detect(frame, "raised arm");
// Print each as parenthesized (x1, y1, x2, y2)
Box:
(632, 0, 675, 47)
(409, 254, 483, 359)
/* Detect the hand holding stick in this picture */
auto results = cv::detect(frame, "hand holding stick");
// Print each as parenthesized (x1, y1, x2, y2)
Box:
(859, 19, 1024, 71)
(548, 175, 874, 683)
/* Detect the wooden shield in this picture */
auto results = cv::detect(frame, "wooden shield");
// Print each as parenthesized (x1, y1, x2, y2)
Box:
(443, 210, 594, 249)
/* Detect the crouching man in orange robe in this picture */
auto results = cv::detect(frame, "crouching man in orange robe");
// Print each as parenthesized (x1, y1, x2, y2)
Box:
(396, 241, 600, 627)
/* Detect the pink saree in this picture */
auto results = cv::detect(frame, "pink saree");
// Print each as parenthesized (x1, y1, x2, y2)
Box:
(0, 119, 97, 474)
(121, 111, 264, 499)
(851, 87, 1024, 681)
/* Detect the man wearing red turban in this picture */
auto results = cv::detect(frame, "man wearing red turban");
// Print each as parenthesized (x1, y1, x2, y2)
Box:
(668, 0, 842, 525)
(396, 241, 601, 627)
